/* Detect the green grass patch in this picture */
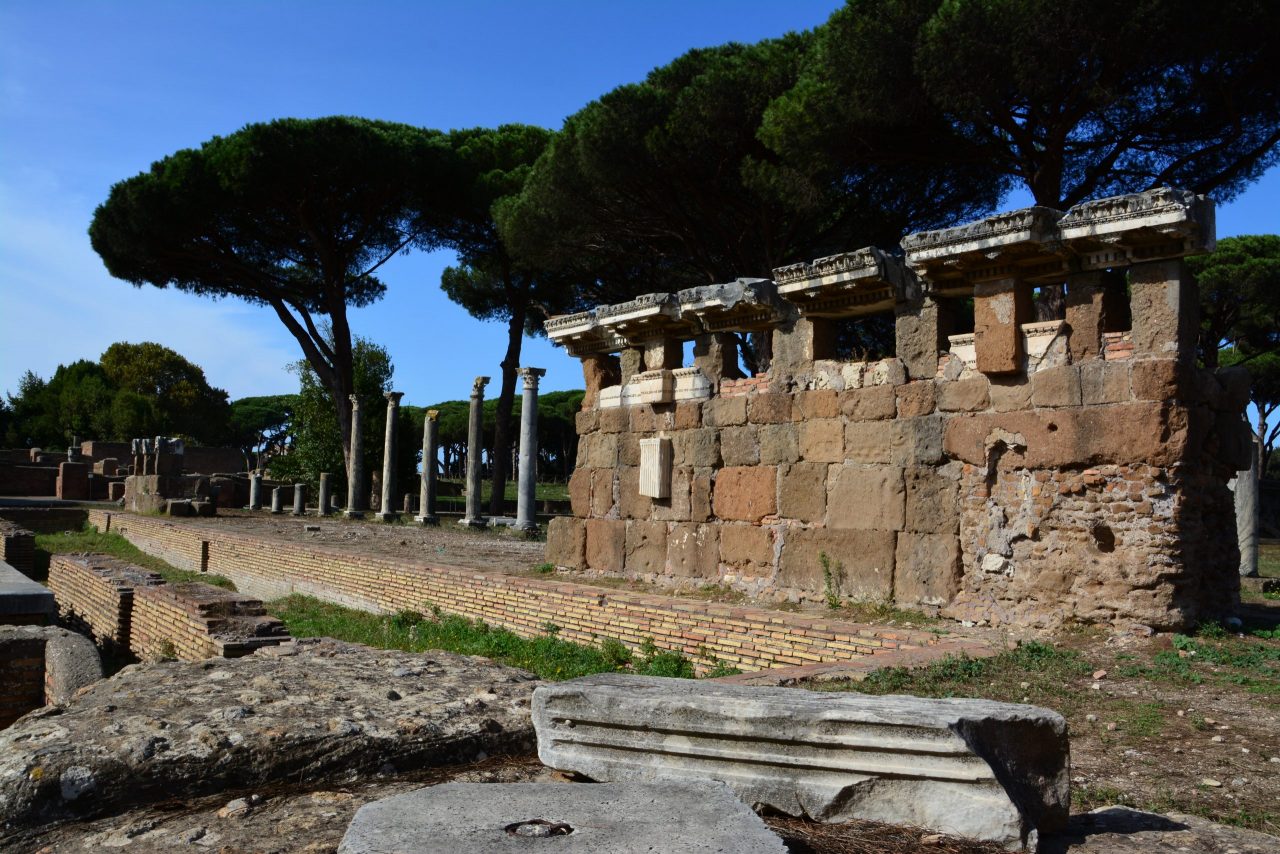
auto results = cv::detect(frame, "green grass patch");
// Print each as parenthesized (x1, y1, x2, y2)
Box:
(267, 594, 740, 681)
(32, 525, 236, 589)
(1117, 628, 1280, 695)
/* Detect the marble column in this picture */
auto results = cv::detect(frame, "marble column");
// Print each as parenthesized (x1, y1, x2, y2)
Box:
(317, 472, 331, 517)
(292, 483, 306, 515)
(248, 471, 263, 511)
(344, 395, 366, 518)
(270, 487, 283, 514)
(1234, 434, 1261, 577)
(461, 376, 490, 528)
(515, 367, 546, 532)
(415, 409, 440, 525)
(376, 391, 404, 522)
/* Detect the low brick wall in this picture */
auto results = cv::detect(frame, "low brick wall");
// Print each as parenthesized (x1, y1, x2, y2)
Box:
(0, 507, 89, 534)
(89, 510, 942, 672)
(130, 582, 288, 662)
(0, 634, 45, 728)
(0, 464, 58, 497)
(0, 522, 34, 573)
(47, 555, 163, 652)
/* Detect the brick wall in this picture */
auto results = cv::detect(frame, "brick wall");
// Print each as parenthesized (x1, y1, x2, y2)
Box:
(0, 522, 35, 573)
(0, 464, 58, 497)
(47, 555, 162, 652)
(0, 636, 45, 728)
(89, 510, 941, 673)
(0, 507, 89, 534)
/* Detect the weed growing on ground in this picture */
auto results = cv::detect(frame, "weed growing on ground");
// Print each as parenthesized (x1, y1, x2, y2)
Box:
(532, 562, 556, 574)
(819, 551, 843, 609)
(33, 525, 235, 589)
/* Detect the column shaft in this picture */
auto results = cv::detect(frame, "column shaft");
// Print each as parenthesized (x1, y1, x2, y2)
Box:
(462, 377, 490, 527)
(415, 410, 440, 525)
(376, 392, 404, 521)
(516, 368, 546, 532)
(345, 395, 365, 518)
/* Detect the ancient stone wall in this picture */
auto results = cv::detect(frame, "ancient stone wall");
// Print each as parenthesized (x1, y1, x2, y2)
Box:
(87, 509, 953, 672)
(0, 506, 89, 534)
(0, 464, 58, 497)
(0, 633, 45, 728)
(544, 189, 1244, 629)
(47, 555, 163, 652)
(0, 625, 101, 729)
(0, 522, 35, 573)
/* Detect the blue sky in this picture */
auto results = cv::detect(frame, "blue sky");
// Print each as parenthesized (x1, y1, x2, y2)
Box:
(2, 0, 1277, 409)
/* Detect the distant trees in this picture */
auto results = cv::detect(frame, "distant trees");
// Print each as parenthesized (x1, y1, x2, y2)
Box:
(89, 117, 461, 473)
(3, 342, 231, 448)
(228, 395, 296, 471)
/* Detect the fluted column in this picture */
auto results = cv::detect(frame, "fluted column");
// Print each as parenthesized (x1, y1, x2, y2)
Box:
(344, 395, 366, 518)
(462, 376, 490, 527)
(376, 391, 404, 521)
(516, 367, 546, 532)
(415, 409, 440, 526)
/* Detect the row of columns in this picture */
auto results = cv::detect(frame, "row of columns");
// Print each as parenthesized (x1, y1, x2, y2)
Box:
(245, 371, 545, 529)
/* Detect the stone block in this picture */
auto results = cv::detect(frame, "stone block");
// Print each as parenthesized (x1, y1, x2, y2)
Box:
(625, 520, 667, 575)
(545, 517, 586, 570)
(568, 469, 590, 517)
(690, 469, 713, 522)
(1129, 358, 1183, 401)
(904, 467, 959, 533)
(748, 393, 792, 424)
(827, 465, 904, 531)
(989, 376, 1032, 412)
(587, 433, 619, 469)
(580, 353, 622, 411)
(895, 297, 943, 381)
(672, 429, 720, 468)
(1065, 273, 1105, 361)
(712, 466, 777, 522)
(1030, 365, 1082, 408)
(674, 401, 702, 430)
(652, 467, 693, 522)
(937, 376, 990, 412)
(973, 279, 1031, 375)
(797, 389, 839, 420)
(778, 462, 827, 523)
(843, 420, 893, 465)
(758, 424, 800, 465)
(720, 425, 760, 466)
(840, 384, 895, 421)
(575, 409, 599, 434)
(718, 524, 774, 570)
(798, 419, 843, 463)
(777, 527, 894, 600)
(890, 415, 944, 466)
(667, 523, 719, 579)
(703, 395, 746, 428)
(894, 532, 961, 607)
(1079, 360, 1130, 405)
(598, 407, 629, 434)
(896, 381, 935, 418)
(629, 404, 662, 433)
(339, 781, 787, 854)
(533, 675, 1071, 850)
(586, 519, 625, 572)
(1130, 259, 1196, 361)
(618, 468, 651, 519)
(55, 462, 90, 501)
(590, 469, 615, 517)
(618, 433, 641, 467)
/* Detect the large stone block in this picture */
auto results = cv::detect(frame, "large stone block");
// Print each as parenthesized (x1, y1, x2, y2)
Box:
(973, 279, 1032, 375)
(718, 523, 774, 573)
(827, 465, 904, 531)
(1129, 358, 1183, 401)
(989, 376, 1032, 412)
(339, 781, 787, 854)
(674, 401, 702, 430)
(896, 381, 935, 417)
(652, 466, 693, 522)
(590, 468, 614, 517)
(890, 415, 944, 466)
(1030, 365, 1082, 408)
(690, 468, 714, 522)
(777, 527, 894, 600)
(720, 425, 760, 466)
(568, 468, 591, 517)
(702, 395, 746, 428)
(778, 462, 827, 523)
(666, 523, 719, 578)
(534, 675, 1069, 850)
(712, 466, 777, 523)
(798, 419, 844, 463)
(748, 392, 793, 424)
(618, 433, 641, 467)
(840, 384, 896, 421)
(1130, 259, 1197, 362)
(938, 376, 991, 412)
(758, 423, 800, 465)
(586, 433, 619, 468)
(797, 389, 839, 420)
(1065, 273, 1105, 361)
(1079, 360, 1130, 405)
(894, 531, 961, 606)
(895, 297, 943, 381)
(586, 519, 626, 572)
(598, 407, 628, 434)
(672, 429, 721, 468)
(545, 517, 586, 570)
(904, 467, 959, 533)
(625, 520, 667, 574)
(843, 420, 893, 465)
(618, 467, 651, 519)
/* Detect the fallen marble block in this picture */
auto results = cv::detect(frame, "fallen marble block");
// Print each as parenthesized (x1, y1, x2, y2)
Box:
(338, 781, 787, 854)
(533, 674, 1070, 851)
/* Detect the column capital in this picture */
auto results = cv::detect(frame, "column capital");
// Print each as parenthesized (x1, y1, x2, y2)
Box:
(349, 394, 361, 407)
(471, 376, 491, 396)
(384, 390, 404, 406)
(519, 367, 547, 390)
(426, 409, 439, 421)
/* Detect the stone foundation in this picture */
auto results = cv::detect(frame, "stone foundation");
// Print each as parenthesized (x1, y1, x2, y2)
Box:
(0, 625, 101, 729)
(47, 554, 163, 652)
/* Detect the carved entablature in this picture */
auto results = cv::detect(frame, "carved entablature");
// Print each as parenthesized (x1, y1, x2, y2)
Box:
(595, 292, 692, 345)
(1056, 188, 1215, 271)
(677, 278, 783, 332)
(546, 310, 624, 357)
(903, 207, 1067, 293)
(773, 247, 920, 318)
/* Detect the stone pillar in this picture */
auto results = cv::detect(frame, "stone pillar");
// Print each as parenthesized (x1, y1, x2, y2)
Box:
(415, 409, 440, 526)
(580, 354, 622, 410)
(248, 472, 263, 511)
(292, 483, 306, 516)
(516, 368, 546, 532)
(1129, 259, 1198, 365)
(344, 395, 366, 519)
(317, 473, 331, 517)
(270, 487, 283, 514)
(376, 391, 404, 522)
(895, 295, 945, 381)
(619, 348, 644, 384)
(973, 277, 1032, 375)
(1065, 272, 1105, 361)
(692, 333, 744, 385)
(462, 377, 490, 528)
(1233, 434, 1261, 577)
(642, 336, 683, 371)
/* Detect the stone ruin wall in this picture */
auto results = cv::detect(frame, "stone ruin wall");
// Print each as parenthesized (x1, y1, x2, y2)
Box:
(544, 189, 1248, 630)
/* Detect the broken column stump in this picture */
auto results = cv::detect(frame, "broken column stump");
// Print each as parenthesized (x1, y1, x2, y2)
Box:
(533, 674, 1069, 850)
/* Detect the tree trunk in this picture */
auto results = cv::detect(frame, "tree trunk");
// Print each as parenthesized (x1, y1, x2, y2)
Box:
(488, 299, 527, 516)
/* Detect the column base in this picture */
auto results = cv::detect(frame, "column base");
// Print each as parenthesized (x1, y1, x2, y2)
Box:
(516, 521, 540, 536)
(460, 516, 488, 528)
(343, 510, 366, 520)
(414, 515, 440, 526)
(291, 510, 306, 516)
(317, 509, 332, 517)
(375, 512, 400, 522)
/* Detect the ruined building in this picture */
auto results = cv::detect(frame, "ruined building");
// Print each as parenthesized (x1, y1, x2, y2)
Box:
(543, 189, 1247, 629)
